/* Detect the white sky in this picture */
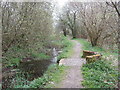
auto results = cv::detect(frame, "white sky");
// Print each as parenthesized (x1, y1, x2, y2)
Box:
(55, 0, 68, 8)
(52, 0, 69, 28)
(52, 0, 68, 20)
(2, 0, 119, 2)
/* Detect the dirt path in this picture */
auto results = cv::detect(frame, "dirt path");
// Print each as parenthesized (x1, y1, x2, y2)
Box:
(58, 40, 86, 88)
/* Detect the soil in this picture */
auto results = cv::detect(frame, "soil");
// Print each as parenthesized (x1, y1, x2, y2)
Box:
(58, 40, 86, 88)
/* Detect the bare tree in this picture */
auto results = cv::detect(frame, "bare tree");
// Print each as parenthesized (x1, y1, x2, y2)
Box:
(58, 2, 78, 38)
(106, 1, 120, 17)
(2, 2, 55, 66)
(58, 2, 118, 49)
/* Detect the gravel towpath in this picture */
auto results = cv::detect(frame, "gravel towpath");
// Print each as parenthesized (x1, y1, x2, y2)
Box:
(58, 40, 86, 88)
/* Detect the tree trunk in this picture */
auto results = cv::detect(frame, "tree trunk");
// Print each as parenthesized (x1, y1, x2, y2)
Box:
(63, 28, 67, 36)
(91, 38, 98, 46)
(73, 11, 77, 38)
(71, 29, 76, 38)
(91, 41, 97, 47)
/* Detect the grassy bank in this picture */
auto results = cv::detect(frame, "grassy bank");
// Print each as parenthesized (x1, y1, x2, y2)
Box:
(9, 62, 67, 88)
(57, 36, 74, 62)
(18, 64, 67, 88)
(3, 48, 51, 68)
(29, 37, 74, 88)
(30, 37, 74, 88)
(10, 36, 73, 88)
(77, 39, 118, 88)
(77, 39, 118, 57)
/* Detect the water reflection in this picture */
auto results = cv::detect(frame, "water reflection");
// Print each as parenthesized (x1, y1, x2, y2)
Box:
(52, 48, 58, 63)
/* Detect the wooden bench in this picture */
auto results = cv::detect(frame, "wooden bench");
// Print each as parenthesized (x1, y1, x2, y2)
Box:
(86, 54, 102, 63)
(82, 50, 97, 58)
(82, 50, 102, 63)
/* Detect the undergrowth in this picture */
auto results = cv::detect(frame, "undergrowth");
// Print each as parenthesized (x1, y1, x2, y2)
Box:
(8, 36, 71, 88)
(82, 60, 118, 88)
(31, 53, 50, 60)
(77, 38, 118, 88)
(77, 39, 118, 57)
(3, 47, 51, 68)
(31, 64, 67, 88)
(10, 71, 30, 88)
(11, 64, 67, 88)
(57, 36, 74, 62)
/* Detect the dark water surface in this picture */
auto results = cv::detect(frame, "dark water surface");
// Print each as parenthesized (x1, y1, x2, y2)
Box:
(2, 59, 52, 88)
(19, 60, 52, 81)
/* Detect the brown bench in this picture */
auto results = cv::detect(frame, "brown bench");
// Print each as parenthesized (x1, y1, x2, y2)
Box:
(82, 50, 102, 63)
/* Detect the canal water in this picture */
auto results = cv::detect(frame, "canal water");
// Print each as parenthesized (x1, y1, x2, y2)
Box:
(2, 48, 59, 88)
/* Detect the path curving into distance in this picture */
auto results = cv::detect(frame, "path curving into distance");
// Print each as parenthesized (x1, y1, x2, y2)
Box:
(58, 40, 86, 88)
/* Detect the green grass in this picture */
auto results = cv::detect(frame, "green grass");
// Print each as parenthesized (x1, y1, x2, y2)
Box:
(44, 65, 68, 88)
(8, 58, 21, 67)
(3, 46, 51, 67)
(82, 60, 118, 88)
(57, 36, 74, 62)
(76, 39, 118, 57)
(32, 53, 50, 60)
(76, 38, 118, 88)
(3, 47, 27, 67)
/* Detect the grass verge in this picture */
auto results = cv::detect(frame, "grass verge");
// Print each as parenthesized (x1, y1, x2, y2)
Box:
(77, 38, 118, 88)
(82, 60, 118, 88)
(76, 39, 118, 57)
(57, 36, 74, 62)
